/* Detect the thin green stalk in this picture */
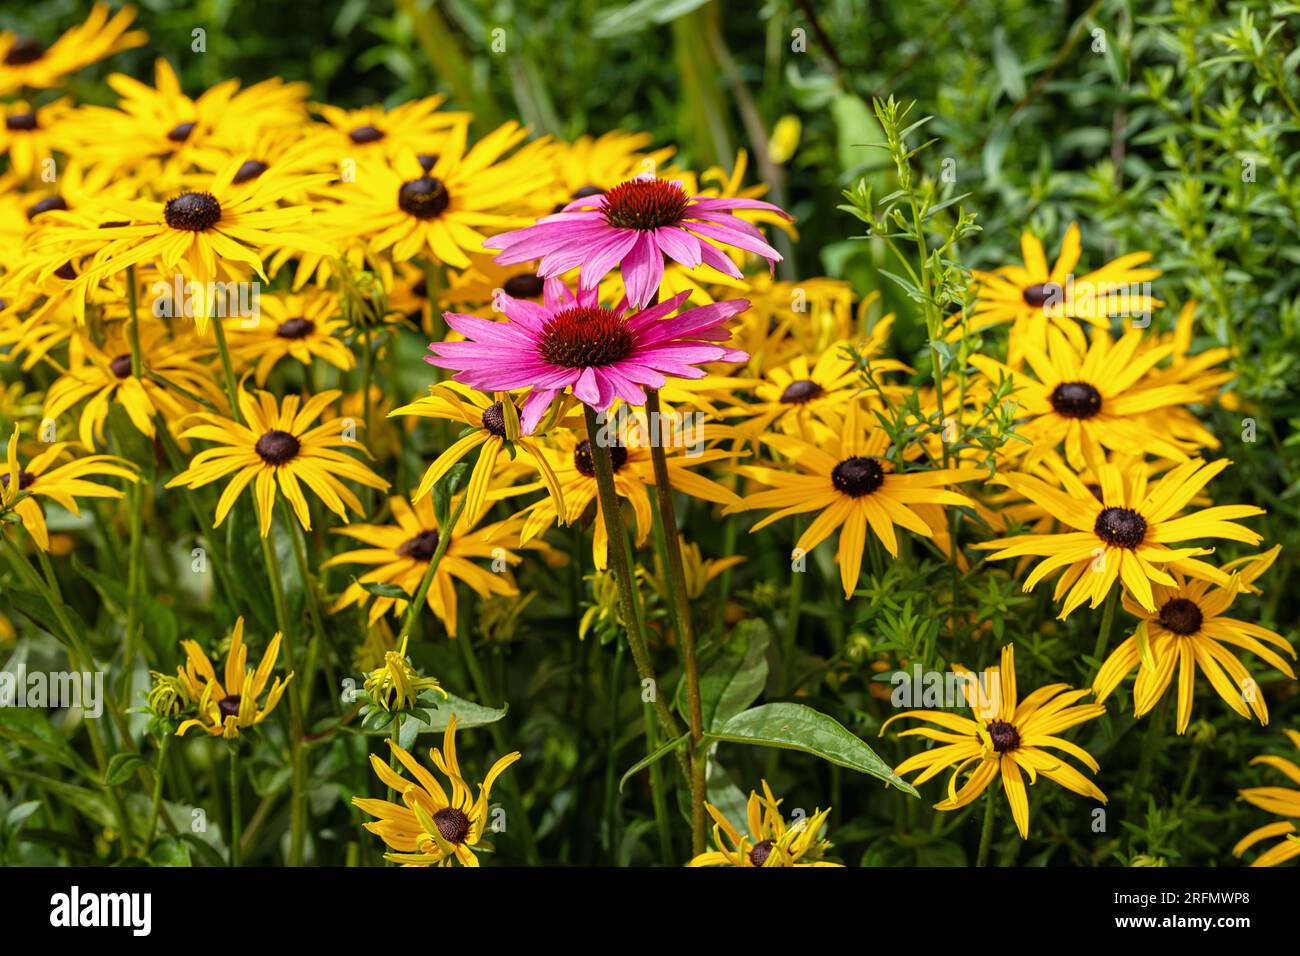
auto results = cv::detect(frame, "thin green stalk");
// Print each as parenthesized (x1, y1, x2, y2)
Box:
(144, 734, 170, 850)
(286, 510, 330, 715)
(1090, 587, 1119, 682)
(210, 312, 243, 424)
(228, 745, 242, 867)
(257, 514, 305, 865)
(643, 392, 706, 855)
(975, 787, 997, 867)
(581, 405, 687, 779)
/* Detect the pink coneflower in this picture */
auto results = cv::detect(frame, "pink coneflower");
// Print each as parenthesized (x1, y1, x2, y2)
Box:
(483, 177, 790, 307)
(426, 279, 749, 432)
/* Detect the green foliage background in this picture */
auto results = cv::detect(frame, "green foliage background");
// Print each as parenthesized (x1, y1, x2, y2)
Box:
(2, 0, 1298, 867)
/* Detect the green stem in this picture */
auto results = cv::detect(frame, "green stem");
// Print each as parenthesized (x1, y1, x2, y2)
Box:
(643, 391, 706, 855)
(228, 746, 242, 867)
(211, 312, 243, 424)
(975, 787, 997, 867)
(581, 405, 687, 777)
(144, 734, 170, 850)
(1090, 587, 1119, 682)
(258, 513, 305, 865)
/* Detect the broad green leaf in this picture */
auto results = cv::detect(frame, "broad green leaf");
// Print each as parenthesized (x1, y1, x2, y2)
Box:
(706, 702, 917, 795)
(104, 752, 146, 786)
(693, 619, 770, 730)
(618, 732, 688, 793)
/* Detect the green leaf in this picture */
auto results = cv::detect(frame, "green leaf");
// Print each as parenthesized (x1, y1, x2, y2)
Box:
(706, 703, 917, 795)
(360, 580, 409, 600)
(375, 693, 508, 748)
(104, 752, 146, 786)
(0, 707, 95, 777)
(693, 619, 770, 731)
(618, 732, 688, 793)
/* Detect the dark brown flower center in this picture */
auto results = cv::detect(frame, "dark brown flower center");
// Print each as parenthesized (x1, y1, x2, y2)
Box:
(233, 159, 269, 184)
(348, 125, 384, 144)
(164, 191, 221, 231)
(26, 195, 67, 221)
(255, 429, 300, 465)
(432, 807, 471, 845)
(397, 177, 450, 219)
(5, 112, 37, 132)
(1049, 381, 1102, 419)
(275, 317, 314, 339)
(397, 529, 440, 562)
(503, 273, 544, 299)
(1158, 597, 1203, 635)
(988, 719, 1020, 753)
(831, 456, 885, 498)
(1022, 282, 1060, 308)
(167, 121, 197, 143)
(481, 402, 507, 438)
(538, 307, 633, 368)
(218, 695, 241, 720)
(780, 379, 823, 404)
(574, 439, 628, 478)
(1094, 507, 1146, 549)
(749, 839, 774, 866)
(600, 178, 690, 230)
(0, 470, 35, 491)
(109, 354, 134, 378)
(4, 36, 45, 66)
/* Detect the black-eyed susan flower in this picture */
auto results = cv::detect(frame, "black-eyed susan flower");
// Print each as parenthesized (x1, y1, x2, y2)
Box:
(325, 493, 526, 636)
(0, 4, 145, 95)
(885, 644, 1107, 839)
(687, 780, 840, 867)
(389, 383, 563, 522)
(225, 289, 355, 385)
(522, 422, 742, 570)
(175, 617, 293, 739)
(353, 713, 521, 866)
(308, 96, 469, 165)
(977, 458, 1264, 619)
(166, 389, 389, 536)
(327, 121, 542, 268)
(43, 322, 222, 449)
(0, 99, 75, 181)
(970, 326, 1215, 471)
(40, 155, 335, 331)
(1233, 729, 1300, 867)
(957, 222, 1160, 359)
(732, 402, 982, 598)
(3, 428, 136, 551)
(1093, 551, 1296, 733)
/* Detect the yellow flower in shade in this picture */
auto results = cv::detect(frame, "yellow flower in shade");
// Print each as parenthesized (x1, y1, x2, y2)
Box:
(1233, 729, 1300, 867)
(165, 388, 390, 536)
(175, 617, 293, 739)
(353, 714, 521, 867)
(688, 781, 840, 867)
(307, 96, 469, 165)
(0, 99, 75, 181)
(3, 429, 136, 551)
(325, 494, 525, 636)
(1093, 549, 1295, 733)
(724, 339, 907, 441)
(971, 326, 1216, 471)
(43, 322, 223, 450)
(0, 4, 146, 95)
(977, 458, 1264, 619)
(522, 422, 742, 571)
(884, 644, 1107, 839)
(646, 538, 744, 602)
(225, 289, 355, 385)
(731, 402, 982, 598)
(364, 644, 447, 713)
(326, 121, 544, 268)
(70, 59, 308, 177)
(390, 383, 563, 522)
(955, 223, 1160, 360)
(40, 154, 335, 330)
(543, 130, 675, 205)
